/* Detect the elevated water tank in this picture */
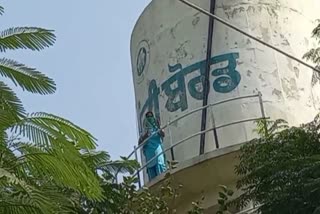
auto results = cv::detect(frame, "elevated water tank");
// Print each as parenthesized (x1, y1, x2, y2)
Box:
(130, 0, 320, 183)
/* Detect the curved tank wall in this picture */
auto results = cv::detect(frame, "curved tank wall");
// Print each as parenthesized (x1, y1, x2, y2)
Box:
(130, 0, 320, 182)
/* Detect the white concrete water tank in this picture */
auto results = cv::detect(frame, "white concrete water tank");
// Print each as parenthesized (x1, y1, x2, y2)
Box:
(130, 0, 320, 182)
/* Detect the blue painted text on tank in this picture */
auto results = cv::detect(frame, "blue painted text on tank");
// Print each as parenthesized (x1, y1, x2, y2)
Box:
(138, 52, 241, 131)
(211, 52, 241, 93)
(139, 80, 160, 134)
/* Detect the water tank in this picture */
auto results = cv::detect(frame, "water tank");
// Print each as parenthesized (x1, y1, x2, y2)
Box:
(130, 0, 320, 183)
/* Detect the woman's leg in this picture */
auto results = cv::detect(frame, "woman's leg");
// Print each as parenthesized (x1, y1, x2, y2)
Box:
(154, 145, 167, 176)
(147, 166, 157, 181)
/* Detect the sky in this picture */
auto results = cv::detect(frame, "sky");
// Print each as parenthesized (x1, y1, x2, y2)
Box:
(1, 0, 151, 159)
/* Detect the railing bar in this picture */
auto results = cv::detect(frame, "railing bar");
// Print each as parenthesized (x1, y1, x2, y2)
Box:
(133, 116, 268, 177)
(133, 146, 142, 188)
(209, 104, 219, 149)
(258, 92, 268, 136)
(166, 94, 259, 130)
(128, 94, 259, 159)
(215, 118, 265, 130)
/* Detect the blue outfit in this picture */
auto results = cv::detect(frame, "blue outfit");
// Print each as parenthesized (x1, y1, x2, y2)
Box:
(141, 116, 166, 181)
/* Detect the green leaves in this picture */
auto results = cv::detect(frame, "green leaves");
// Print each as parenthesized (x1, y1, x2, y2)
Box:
(304, 20, 320, 87)
(216, 185, 234, 214)
(0, 81, 25, 120)
(12, 112, 97, 149)
(0, 167, 59, 213)
(0, 28, 56, 96)
(17, 144, 103, 201)
(81, 151, 139, 181)
(0, 27, 56, 52)
(233, 115, 320, 214)
(0, 4, 107, 214)
(85, 160, 204, 214)
(0, 6, 4, 15)
(253, 118, 288, 138)
(303, 48, 320, 64)
(1, 111, 105, 201)
(303, 20, 320, 61)
(0, 58, 56, 94)
(311, 20, 320, 41)
(0, 16, 57, 97)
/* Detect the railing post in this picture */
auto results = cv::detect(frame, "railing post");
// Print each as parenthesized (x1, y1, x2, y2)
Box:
(167, 125, 175, 161)
(209, 106, 219, 149)
(134, 146, 142, 189)
(258, 92, 268, 136)
(258, 92, 266, 118)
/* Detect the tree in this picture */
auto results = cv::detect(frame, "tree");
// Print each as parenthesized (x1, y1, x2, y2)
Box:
(78, 160, 205, 214)
(116, 161, 187, 214)
(0, 5, 107, 213)
(229, 116, 320, 214)
(212, 21, 320, 214)
(0, 4, 202, 213)
(303, 20, 320, 86)
(76, 154, 139, 214)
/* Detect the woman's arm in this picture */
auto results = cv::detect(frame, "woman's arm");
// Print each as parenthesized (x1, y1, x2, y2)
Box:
(159, 129, 165, 138)
(138, 132, 149, 145)
(156, 118, 165, 138)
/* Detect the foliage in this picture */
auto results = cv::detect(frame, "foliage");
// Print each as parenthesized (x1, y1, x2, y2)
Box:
(230, 116, 320, 214)
(117, 174, 180, 214)
(0, 4, 206, 213)
(117, 161, 183, 214)
(214, 22, 320, 214)
(216, 185, 234, 214)
(78, 160, 205, 214)
(76, 155, 139, 214)
(303, 19, 320, 86)
(0, 4, 112, 213)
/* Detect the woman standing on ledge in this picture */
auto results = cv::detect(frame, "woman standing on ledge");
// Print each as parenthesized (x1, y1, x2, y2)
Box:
(139, 111, 167, 181)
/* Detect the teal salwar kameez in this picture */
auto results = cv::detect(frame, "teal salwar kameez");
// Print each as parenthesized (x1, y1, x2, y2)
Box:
(141, 112, 167, 181)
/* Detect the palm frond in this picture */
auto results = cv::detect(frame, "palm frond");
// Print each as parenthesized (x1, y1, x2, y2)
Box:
(0, 202, 41, 214)
(0, 81, 25, 120)
(0, 169, 52, 212)
(17, 144, 103, 200)
(0, 110, 16, 133)
(0, 186, 63, 214)
(0, 58, 56, 94)
(0, 6, 4, 15)
(11, 112, 97, 149)
(81, 150, 111, 170)
(103, 159, 139, 175)
(0, 27, 55, 52)
(81, 151, 139, 175)
(11, 119, 55, 149)
(0, 167, 30, 190)
(0, 143, 86, 213)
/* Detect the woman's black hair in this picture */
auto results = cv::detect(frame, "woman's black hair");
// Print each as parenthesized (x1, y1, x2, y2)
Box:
(145, 111, 153, 117)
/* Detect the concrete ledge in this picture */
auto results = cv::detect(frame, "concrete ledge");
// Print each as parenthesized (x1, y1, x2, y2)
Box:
(144, 143, 245, 213)
(146, 142, 244, 188)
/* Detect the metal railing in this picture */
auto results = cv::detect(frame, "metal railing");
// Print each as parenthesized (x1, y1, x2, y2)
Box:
(116, 92, 266, 188)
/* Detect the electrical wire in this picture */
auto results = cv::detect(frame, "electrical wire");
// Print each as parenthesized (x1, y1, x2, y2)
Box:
(178, 0, 320, 73)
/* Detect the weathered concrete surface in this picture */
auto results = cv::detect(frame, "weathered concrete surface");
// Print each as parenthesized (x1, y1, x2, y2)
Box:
(131, 0, 320, 187)
(147, 144, 243, 213)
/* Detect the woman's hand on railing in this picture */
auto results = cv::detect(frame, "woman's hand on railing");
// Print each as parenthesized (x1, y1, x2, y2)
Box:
(159, 129, 165, 138)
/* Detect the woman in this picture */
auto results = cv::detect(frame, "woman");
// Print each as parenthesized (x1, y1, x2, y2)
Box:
(139, 111, 166, 181)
